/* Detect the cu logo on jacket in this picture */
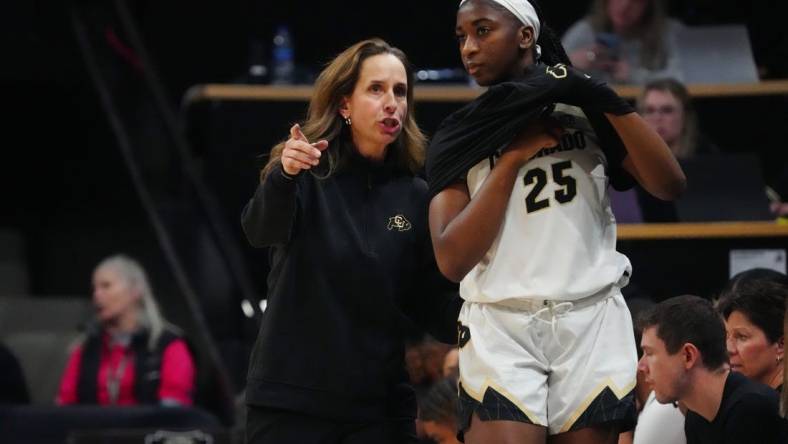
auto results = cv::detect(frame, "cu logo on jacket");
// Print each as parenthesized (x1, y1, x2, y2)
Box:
(545, 63, 568, 79)
(387, 214, 412, 232)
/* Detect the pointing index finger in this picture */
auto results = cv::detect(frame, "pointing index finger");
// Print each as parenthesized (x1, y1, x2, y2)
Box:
(290, 123, 309, 143)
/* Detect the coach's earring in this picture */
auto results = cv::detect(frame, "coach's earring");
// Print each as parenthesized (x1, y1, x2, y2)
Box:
(344, 116, 352, 126)
(778, 355, 783, 363)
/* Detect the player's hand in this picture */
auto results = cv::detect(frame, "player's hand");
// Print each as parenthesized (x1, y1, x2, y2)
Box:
(542, 63, 634, 116)
(500, 118, 563, 167)
(281, 124, 329, 176)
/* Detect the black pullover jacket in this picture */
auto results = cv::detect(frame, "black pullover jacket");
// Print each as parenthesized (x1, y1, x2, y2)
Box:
(241, 151, 460, 421)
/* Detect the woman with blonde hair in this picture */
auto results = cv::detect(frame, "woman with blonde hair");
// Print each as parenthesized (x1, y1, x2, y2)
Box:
(638, 78, 720, 160)
(241, 38, 460, 443)
(638, 78, 698, 159)
(57, 254, 195, 406)
(562, 0, 685, 84)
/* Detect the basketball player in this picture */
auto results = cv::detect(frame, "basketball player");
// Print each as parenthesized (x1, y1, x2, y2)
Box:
(427, 0, 687, 443)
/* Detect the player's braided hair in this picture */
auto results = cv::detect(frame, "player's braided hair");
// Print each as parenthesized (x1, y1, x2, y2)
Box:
(474, 0, 572, 67)
(528, 0, 572, 67)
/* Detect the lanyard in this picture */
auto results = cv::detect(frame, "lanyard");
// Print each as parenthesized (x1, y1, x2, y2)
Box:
(106, 353, 130, 405)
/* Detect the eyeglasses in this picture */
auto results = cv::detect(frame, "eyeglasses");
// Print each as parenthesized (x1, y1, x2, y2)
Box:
(642, 105, 679, 116)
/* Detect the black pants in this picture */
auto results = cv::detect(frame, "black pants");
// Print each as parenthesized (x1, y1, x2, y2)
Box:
(246, 405, 418, 444)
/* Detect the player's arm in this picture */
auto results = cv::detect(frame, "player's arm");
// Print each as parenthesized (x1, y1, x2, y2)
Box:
(429, 121, 559, 283)
(541, 64, 686, 201)
(429, 179, 506, 283)
(606, 112, 687, 201)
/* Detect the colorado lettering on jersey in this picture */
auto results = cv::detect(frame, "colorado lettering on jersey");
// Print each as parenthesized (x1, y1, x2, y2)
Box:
(486, 110, 593, 167)
(487, 127, 588, 167)
(531, 130, 587, 160)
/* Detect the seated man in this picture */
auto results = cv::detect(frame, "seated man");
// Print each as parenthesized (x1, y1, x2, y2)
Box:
(638, 295, 785, 444)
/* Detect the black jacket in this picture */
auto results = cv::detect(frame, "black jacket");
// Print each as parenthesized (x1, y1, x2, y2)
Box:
(76, 326, 181, 405)
(241, 151, 460, 421)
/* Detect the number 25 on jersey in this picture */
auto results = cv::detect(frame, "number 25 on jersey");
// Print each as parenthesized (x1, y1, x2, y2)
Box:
(523, 160, 577, 213)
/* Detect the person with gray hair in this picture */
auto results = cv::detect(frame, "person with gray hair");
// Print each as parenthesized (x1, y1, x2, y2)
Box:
(56, 254, 195, 406)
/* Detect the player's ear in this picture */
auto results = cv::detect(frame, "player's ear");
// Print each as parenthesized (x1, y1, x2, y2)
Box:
(518, 26, 535, 50)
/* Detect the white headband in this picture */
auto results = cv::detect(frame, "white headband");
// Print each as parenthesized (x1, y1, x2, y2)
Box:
(459, 0, 541, 42)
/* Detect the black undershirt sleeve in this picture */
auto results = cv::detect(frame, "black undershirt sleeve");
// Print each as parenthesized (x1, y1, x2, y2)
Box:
(585, 111, 635, 192)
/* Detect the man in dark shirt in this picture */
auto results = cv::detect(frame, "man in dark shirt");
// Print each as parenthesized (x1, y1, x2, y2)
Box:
(637, 295, 785, 444)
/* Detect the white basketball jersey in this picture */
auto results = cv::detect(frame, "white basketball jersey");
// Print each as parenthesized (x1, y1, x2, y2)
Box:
(460, 104, 631, 303)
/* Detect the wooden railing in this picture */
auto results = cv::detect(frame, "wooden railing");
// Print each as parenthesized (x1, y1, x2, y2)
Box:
(184, 80, 788, 104)
(617, 221, 788, 240)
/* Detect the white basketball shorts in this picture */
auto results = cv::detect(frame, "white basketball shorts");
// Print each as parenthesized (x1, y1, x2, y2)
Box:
(457, 286, 638, 435)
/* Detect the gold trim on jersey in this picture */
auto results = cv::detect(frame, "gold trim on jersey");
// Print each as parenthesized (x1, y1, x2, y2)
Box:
(558, 377, 637, 434)
(459, 376, 545, 426)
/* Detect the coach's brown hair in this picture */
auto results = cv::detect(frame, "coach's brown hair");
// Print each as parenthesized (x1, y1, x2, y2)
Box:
(261, 38, 425, 180)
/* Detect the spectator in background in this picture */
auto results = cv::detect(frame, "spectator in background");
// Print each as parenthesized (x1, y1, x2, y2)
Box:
(614, 78, 719, 222)
(406, 343, 429, 389)
(418, 378, 462, 444)
(717, 269, 787, 391)
(562, 0, 685, 84)
(639, 295, 783, 444)
(406, 337, 454, 397)
(410, 342, 457, 444)
(767, 168, 788, 220)
(783, 303, 788, 418)
(57, 254, 195, 406)
(442, 348, 459, 381)
(637, 78, 718, 160)
(626, 78, 722, 223)
(621, 296, 685, 444)
(0, 341, 30, 404)
(421, 339, 453, 386)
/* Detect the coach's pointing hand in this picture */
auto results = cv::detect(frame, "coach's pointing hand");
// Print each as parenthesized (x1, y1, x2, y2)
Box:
(281, 124, 329, 176)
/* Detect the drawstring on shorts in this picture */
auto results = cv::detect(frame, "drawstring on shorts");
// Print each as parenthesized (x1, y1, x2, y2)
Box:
(495, 284, 618, 351)
(527, 301, 574, 350)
